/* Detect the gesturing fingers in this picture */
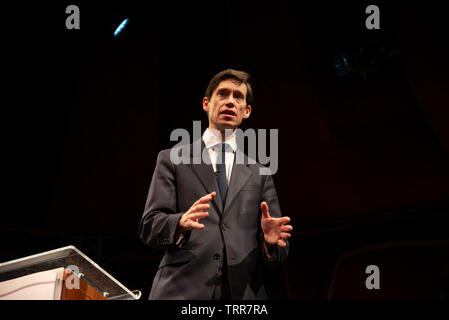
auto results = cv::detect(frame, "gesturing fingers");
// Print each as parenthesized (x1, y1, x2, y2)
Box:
(261, 213, 293, 247)
(194, 191, 216, 206)
(277, 216, 291, 225)
(179, 211, 208, 231)
(188, 211, 209, 221)
(189, 221, 205, 230)
(179, 192, 216, 232)
(280, 232, 291, 239)
(191, 203, 210, 213)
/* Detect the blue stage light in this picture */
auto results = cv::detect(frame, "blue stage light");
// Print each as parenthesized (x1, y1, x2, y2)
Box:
(113, 18, 129, 38)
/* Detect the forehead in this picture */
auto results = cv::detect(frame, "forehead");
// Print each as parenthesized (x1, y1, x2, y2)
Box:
(215, 78, 247, 95)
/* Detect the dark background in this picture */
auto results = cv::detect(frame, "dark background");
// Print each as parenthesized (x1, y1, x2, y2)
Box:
(2, 1, 448, 299)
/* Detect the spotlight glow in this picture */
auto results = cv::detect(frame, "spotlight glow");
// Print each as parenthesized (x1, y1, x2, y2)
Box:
(113, 18, 129, 38)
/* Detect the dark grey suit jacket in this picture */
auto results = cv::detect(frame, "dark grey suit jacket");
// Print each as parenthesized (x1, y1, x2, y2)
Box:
(139, 141, 288, 299)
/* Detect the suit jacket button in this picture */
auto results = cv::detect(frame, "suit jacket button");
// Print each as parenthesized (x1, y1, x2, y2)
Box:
(213, 253, 220, 260)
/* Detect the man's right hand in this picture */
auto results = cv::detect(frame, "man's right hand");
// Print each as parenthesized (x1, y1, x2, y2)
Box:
(177, 192, 216, 232)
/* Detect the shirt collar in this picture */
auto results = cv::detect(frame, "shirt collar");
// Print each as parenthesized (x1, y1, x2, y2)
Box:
(203, 128, 237, 152)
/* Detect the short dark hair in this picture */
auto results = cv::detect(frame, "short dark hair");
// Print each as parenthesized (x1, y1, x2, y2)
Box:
(205, 69, 254, 104)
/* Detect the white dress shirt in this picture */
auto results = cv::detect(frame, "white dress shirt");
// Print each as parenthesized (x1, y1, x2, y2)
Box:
(202, 128, 237, 185)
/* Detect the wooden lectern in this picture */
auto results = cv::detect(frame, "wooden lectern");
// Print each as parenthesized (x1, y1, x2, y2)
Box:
(0, 246, 141, 300)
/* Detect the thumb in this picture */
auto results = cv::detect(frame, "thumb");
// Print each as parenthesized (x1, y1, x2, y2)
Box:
(261, 202, 270, 219)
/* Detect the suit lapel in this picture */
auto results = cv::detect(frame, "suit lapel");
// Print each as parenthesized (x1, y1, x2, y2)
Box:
(223, 150, 252, 215)
(188, 140, 223, 213)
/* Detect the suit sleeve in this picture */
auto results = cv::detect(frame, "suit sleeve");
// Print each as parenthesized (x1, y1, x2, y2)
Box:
(139, 150, 184, 250)
(259, 173, 289, 267)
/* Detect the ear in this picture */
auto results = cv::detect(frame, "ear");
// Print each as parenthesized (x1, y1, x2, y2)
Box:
(203, 97, 210, 112)
(243, 104, 252, 119)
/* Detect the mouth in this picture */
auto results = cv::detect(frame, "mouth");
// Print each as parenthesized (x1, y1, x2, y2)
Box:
(219, 109, 237, 117)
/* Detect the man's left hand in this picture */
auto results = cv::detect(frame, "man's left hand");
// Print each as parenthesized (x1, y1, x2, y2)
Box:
(260, 202, 292, 248)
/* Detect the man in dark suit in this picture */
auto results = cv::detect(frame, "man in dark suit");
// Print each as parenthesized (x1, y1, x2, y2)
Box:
(139, 69, 292, 299)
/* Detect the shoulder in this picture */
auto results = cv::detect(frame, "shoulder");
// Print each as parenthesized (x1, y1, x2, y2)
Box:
(157, 148, 172, 159)
(156, 142, 195, 165)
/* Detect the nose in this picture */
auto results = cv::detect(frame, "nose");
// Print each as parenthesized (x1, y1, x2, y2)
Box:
(224, 94, 236, 107)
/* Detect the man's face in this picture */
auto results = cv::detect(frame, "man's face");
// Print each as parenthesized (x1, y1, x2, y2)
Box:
(203, 78, 251, 131)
